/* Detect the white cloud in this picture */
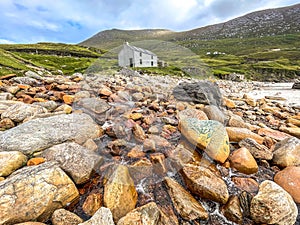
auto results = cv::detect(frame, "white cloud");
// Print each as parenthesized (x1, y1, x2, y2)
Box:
(0, 39, 16, 44)
(0, 0, 298, 43)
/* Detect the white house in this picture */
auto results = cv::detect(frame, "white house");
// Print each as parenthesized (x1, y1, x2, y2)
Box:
(118, 42, 158, 68)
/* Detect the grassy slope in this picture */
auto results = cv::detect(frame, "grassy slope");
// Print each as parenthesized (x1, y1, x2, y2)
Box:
(175, 33, 300, 80)
(0, 43, 103, 76)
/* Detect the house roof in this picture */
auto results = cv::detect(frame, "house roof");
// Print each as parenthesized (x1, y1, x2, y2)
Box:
(125, 43, 156, 56)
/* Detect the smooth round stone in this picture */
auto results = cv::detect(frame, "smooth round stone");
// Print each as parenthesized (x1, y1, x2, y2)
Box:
(274, 166, 300, 203)
(229, 147, 258, 175)
(179, 118, 230, 163)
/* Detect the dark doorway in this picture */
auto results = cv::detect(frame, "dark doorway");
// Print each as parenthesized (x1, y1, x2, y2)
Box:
(129, 58, 133, 67)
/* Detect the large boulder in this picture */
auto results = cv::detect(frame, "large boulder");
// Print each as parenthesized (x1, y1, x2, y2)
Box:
(172, 81, 223, 107)
(0, 113, 102, 155)
(274, 166, 300, 203)
(250, 180, 298, 225)
(181, 164, 229, 204)
(0, 162, 79, 224)
(42, 142, 103, 184)
(165, 177, 208, 221)
(104, 165, 138, 222)
(179, 118, 230, 163)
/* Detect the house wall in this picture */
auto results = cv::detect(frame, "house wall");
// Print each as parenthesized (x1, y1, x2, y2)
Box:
(133, 52, 157, 67)
(118, 44, 158, 68)
(118, 45, 134, 67)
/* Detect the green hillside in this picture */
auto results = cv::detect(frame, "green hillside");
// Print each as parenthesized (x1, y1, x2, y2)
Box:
(0, 43, 104, 76)
(79, 4, 300, 81)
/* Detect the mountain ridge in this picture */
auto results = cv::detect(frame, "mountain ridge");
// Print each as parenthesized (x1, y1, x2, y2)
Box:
(80, 3, 300, 49)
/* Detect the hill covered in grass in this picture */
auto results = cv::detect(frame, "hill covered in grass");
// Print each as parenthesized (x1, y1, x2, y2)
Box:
(80, 3, 300, 81)
(0, 43, 104, 76)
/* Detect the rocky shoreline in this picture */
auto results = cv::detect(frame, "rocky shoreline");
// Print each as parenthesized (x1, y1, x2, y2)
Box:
(0, 69, 299, 225)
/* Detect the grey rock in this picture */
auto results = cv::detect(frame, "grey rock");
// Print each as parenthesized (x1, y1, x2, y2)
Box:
(42, 142, 103, 184)
(0, 162, 79, 224)
(25, 71, 43, 81)
(203, 105, 225, 124)
(33, 101, 58, 111)
(292, 82, 300, 89)
(79, 207, 115, 225)
(11, 77, 41, 86)
(173, 81, 223, 107)
(0, 113, 102, 155)
(1, 103, 48, 122)
(0, 93, 14, 101)
(73, 98, 111, 124)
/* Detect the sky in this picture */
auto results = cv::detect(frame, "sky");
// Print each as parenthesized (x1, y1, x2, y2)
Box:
(0, 0, 299, 44)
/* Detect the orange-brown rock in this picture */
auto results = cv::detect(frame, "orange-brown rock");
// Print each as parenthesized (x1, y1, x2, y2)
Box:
(226, 127, 264, 144)
(258, 127, 291, 141)
(279, 127, 300, 138)
(182, 164, 229, 204)
(132, 123, 147, 142)
(232, 177, 259, 193)
(179, 118, 230, 163)
(221, 195, 243, 224)
(63, 95, 75, 104)
(129, 112, 143, 120)
(99, 87, 112, 96)
(14, 223, 47, 225)
(287, 117, 300, 127)
(229, 147, 258, 174)
(82, 193, 103, 216)
(127, 145, 146, 158)
(274, 166, 300, 203)
(165, 177, 208, 220)
(223, 97, 236, 109)
(0, 162, 79, 224)
(117, 202, 170, 225)
(51, 208, 83, 225)
(27, 157, 46, 166)
(272, 137, 300, 167)
(104, 164, 137, 222)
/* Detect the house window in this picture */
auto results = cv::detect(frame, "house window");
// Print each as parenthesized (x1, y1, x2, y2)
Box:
(151, 55, 153, 59)
(140, 52, 142, 57)
(151, 61, 154, 66)
(140, 59, 142, 65)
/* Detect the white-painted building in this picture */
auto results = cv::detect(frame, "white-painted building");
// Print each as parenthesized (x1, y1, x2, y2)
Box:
(118, 42, 158, 68)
